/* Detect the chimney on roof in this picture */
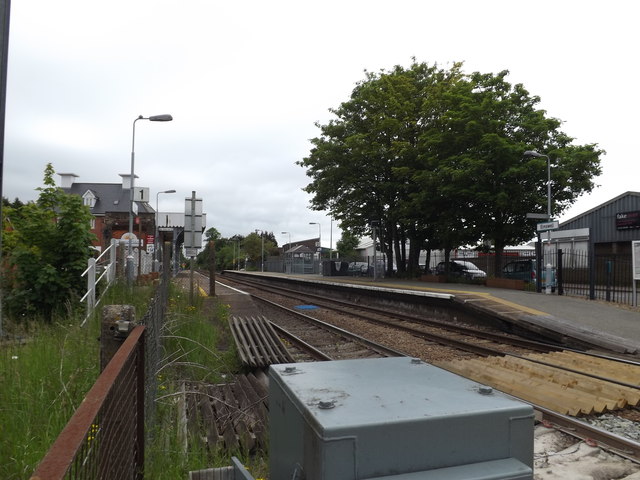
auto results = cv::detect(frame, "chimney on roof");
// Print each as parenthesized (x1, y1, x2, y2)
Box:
(119, 173, 138, 190)
(58, 173, 79, 189)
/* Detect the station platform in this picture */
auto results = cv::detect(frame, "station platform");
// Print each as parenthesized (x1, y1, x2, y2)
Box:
(221, 271, 640, 356)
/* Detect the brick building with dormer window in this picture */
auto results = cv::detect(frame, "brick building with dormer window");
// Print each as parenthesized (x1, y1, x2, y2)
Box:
(58, 172, 155, 252)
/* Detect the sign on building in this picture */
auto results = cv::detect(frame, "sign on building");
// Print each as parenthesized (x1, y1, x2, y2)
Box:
(616, 211, 640, 230)
(536, 220, 559, 232)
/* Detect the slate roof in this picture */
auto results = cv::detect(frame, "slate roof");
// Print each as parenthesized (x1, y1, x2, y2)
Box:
(284, 244, 314, 255)
(62, 182, 154, 215)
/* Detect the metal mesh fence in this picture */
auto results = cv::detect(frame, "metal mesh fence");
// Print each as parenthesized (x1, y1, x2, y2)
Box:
(30, 245, 171, 480)
(140, 262, 170, 432)
(31, 327, 145, 480)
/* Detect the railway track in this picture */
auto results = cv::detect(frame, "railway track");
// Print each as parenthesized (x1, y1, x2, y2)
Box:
(219, 274, 640, 404)
(220, 272, 564, 359)
(182, 272, 640, 472)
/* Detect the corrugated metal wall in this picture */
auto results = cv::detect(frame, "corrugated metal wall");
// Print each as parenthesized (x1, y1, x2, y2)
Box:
(559, 192, 640, 244)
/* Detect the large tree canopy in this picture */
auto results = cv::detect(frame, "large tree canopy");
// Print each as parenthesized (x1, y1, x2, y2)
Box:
(298, 61, 603, 277)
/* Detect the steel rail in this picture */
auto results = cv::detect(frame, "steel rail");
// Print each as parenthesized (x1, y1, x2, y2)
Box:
(219, 274, 640, 466)
(222, 275, 537, 358)
(536, 406, 640, 464)
(222, 273, 561, 353)
(223, 274, 640, 388)
(243, 290, 407, 359)
(269, 322, 334, 361)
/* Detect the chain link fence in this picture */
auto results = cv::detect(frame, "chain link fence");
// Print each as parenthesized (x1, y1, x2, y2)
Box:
(30, 246, 171, 479)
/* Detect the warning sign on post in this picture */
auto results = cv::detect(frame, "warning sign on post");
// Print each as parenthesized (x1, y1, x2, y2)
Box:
(184, 192, 203, 251)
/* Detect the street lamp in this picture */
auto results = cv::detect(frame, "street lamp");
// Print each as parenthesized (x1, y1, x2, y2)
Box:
(255, 229, 265, 272)
(370, 219, 379, 281)
(309, 222, 322, 259)
(523, 150, 553, 294)
(155, 189, 176, 270)
(281, 231, 291, 273)
(127, 113, 173, 283)
(329, 216, 333, 260)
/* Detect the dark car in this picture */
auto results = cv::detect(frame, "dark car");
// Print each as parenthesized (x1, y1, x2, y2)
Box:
(435, 260, 487, 280)
(502, 259, 556, 291)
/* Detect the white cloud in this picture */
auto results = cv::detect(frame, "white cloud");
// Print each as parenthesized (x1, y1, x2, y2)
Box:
(3, 0, 639, 247)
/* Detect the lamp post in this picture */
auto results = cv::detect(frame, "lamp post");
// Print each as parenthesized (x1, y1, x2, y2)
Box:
(127, 113, 173, 284)
(329, 217, 333, 260)
(255, 229, 265, 272)
(281, 231, 291, 273)
(370, 219, 379, 281)
(523, 150, 553, 294)
(155, 189, 176, 270)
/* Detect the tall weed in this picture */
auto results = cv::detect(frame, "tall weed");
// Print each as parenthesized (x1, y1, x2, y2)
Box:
(0, 318, 98, 479)
(0, 280, 153, 479)
(144, 288, 245, 478)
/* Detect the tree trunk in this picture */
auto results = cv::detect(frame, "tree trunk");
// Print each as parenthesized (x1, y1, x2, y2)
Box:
(494, 239, 505, 278)
(407, 238, 421, 277)
(383, 225, 395, 277)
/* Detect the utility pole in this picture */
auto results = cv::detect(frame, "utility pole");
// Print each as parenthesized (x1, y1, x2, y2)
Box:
(209, 240, 216, 296)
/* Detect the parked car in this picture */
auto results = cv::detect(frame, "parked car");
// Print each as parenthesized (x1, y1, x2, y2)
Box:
(347, 262, 369, 276)
(502, 259, 557, 292)
(435, 260, 487, 280)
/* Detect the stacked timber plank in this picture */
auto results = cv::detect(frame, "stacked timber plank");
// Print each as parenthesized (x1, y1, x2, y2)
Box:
(438, 351, 640, 416)
(183, 371, 269, 454)
(229, 315, 294, 368)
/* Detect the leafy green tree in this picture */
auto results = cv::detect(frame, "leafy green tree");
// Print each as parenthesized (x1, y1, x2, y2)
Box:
(2, 164, 95, 320)
(299, 60, 603, 277)
(242, 231, 278, 270)
(243, 232, 263, 269)
(195, 227, 222, 269)
(336, 229, 360, 259)
(412, 70, 603, 274)
(299, 61, 463, 276)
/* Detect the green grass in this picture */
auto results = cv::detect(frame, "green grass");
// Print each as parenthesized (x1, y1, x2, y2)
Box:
(0, 281, 153, 480)
(0, 316, 100, 479)
(0, 281, 263, 480)
(144, 287, 255, 479)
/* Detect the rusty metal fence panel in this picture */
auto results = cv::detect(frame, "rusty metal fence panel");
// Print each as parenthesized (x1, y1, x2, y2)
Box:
(30, 326, 146, 480)
(31, 244, 171, 480)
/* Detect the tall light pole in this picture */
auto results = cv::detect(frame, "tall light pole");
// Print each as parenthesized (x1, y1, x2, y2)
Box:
(524, 150, 553, 294)
(329, 217, 333, 260)
(281, 231, 291, 273)
(127, 113, 173, 283)
(255, 229, 265, 272)
(155, 189, 176, 269)
(371, 219, 379, 281)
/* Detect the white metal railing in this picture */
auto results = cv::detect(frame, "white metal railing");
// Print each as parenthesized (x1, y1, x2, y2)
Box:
(81, 239, 117, 326)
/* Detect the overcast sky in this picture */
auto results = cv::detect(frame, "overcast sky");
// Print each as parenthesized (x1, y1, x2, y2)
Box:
(3, 0, 638, 249)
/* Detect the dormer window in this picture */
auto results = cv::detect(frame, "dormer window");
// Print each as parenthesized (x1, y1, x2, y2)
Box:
(82, 190, 97, 209)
